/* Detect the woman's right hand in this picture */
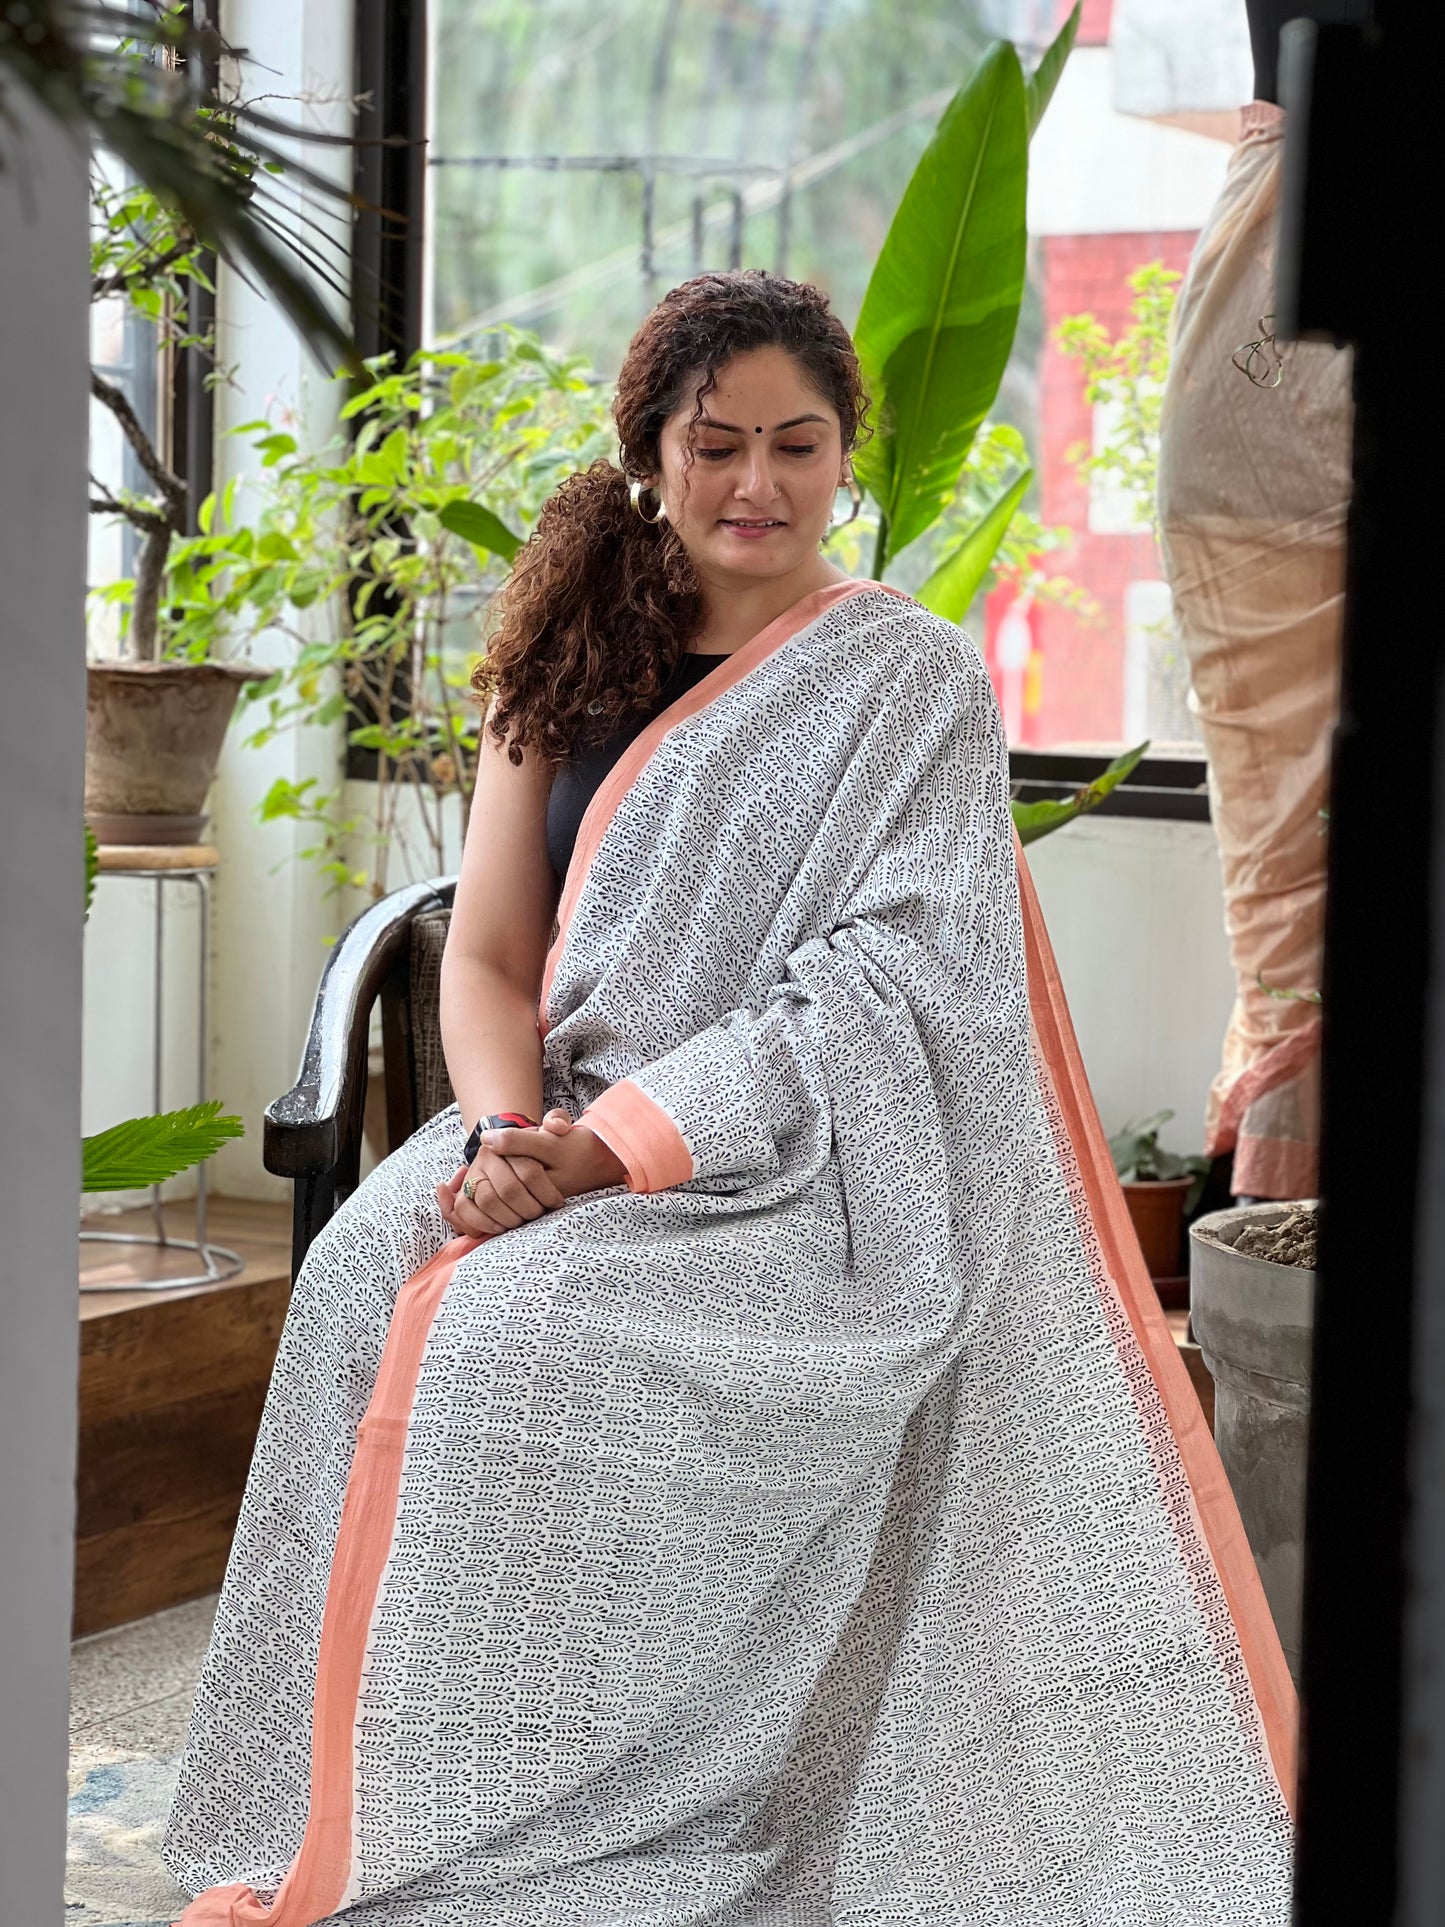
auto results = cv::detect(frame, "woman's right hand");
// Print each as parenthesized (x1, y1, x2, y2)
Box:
(436, 1107, 573, 1240)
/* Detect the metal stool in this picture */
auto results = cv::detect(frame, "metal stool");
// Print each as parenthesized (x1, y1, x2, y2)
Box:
(80, 844, 244, 1291)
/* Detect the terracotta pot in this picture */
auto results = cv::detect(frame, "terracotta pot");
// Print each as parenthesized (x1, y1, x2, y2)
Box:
(85, 660, 270, 845)
(1121, 1174, 1194, 1281)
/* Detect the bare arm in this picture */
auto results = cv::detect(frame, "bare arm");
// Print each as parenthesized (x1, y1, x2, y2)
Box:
(439, 693, 559, 1132)
(436, 694, 625, 1238)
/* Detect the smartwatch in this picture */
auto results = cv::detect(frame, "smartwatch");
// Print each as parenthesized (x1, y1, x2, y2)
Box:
(463, 1110, 539, 1166)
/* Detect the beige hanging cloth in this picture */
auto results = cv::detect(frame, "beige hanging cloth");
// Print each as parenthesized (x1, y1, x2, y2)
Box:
(1157, 101, 1352, 1201)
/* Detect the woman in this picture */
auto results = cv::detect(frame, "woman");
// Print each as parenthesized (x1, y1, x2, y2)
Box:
(163, 271, 1295, 1925)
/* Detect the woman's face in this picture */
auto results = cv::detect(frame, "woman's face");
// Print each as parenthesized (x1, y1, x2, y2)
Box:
(650, 345, 848, 584)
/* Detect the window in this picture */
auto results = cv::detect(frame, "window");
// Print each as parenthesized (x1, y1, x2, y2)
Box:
(422, 1, 1250, 797)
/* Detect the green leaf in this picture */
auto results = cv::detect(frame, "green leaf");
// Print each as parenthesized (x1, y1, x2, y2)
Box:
(84, 822, 99, 920)
(1025, 2, 1081, 136)
(436, 499, 522, 561)
(376, 425, 410, 479)
(916, 468, 1031, 622)
(853, 42, 1029, 566)
(258, 775, 317, 821)
(1011, 740, 1150, 845)
(82, 1101, 245, 1193)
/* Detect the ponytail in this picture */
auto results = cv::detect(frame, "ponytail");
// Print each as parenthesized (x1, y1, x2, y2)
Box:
(470, 457, 701, 770)
(471, 269, 867, 770)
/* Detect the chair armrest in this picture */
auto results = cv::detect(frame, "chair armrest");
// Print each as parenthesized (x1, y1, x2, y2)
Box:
(263, 876, 456, 1181)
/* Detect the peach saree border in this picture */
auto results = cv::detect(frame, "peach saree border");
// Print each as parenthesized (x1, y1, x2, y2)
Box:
(170, 1232, 483, 1925)
(171, 578, 1294, 1925)
(1013, 833, 1299, 1812)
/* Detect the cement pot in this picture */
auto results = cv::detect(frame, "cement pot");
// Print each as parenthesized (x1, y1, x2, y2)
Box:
(86, 659, 270, 845)
(1189, 1200, 1317, 1685)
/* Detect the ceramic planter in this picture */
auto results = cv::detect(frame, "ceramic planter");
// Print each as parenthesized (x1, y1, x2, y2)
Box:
(85, 659, 270, 845)
(1189, 1200, 1316, 1686)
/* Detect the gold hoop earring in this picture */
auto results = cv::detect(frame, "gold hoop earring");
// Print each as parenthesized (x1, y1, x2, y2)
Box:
(630, 479, 667, 524)
(829, 473, 863, 530)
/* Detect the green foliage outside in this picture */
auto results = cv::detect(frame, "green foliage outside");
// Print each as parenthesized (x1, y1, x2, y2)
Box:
(1055, 261, 1181, 539)
(91, 0, 1157, 888)
(847, 4, 1150, 845)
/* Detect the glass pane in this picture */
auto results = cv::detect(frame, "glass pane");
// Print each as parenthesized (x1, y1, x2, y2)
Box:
(428, 0, 1242, 752)
(88, 144, 163, 656)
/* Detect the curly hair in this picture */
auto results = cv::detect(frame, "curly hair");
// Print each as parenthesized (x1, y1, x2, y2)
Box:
(469, 269, 871, 769)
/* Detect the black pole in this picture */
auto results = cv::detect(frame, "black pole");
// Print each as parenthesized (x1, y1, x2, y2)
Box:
(353, 0, 428, 368)
(348, 0, 429, 782)
(1276, 10, 1443, 1920)
(169, 0, 219, 533)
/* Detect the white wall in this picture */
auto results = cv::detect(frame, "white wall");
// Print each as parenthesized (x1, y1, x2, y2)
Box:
(1028, 44, 1234, 237)
(1026, 812, 1236, 1158)
(203, 0, 360, 1203)
(0, 92, 88, 1927)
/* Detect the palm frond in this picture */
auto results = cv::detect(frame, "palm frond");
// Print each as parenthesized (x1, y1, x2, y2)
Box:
(0, 3, 366, 375)
(82, 1099, 245, 1192)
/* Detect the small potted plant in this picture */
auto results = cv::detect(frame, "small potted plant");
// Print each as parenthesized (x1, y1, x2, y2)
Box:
(1108, 1109, 1211, 1307)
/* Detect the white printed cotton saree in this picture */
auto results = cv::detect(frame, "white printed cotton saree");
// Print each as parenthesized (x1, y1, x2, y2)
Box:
(163, 579, 1295, 1926)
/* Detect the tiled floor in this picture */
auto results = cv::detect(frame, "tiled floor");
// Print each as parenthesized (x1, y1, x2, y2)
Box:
(66, 1594, 219, 1926)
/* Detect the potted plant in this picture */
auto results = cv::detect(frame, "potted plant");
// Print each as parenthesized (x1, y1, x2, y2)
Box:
(3, 5, 366, 844)
(1188, 1199, 1317, 1685)
(138, 331, 616, 900)
(1108, 1108, 1211, 1306)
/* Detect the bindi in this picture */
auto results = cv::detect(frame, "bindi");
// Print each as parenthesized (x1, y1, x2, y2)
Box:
(755, 425, 762, 433)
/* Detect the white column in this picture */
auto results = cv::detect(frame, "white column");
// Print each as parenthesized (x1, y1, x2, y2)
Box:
(0, 94, 88, 1927)
(208, 0, 358, 1199)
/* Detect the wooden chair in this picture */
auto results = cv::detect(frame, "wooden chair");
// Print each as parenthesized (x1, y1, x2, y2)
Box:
(264, 877, 461, 1281)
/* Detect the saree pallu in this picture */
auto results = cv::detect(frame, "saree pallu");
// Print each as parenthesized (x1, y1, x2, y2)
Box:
(1156, 102, 1353, 1201)
(163, 580, 1295, 1926)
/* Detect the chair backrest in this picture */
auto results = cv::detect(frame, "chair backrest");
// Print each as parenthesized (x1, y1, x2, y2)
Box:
(407, 907, 455, 1127)
(393, 898, 561, 1153)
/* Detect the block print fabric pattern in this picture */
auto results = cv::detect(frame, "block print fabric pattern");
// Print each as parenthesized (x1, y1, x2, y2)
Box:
(162, 584, 1294, 1924)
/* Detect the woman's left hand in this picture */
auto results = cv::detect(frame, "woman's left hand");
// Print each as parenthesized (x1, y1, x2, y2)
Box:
(477, 1115, 627, 1202)
(436, 1108, 627, 1240)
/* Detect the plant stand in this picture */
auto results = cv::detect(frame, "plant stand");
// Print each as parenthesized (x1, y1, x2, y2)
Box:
(80, 844, 243, 1292)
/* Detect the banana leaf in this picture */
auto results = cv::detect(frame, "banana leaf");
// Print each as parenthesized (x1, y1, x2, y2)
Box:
(82, 1101, 245, 1194)
(853, 42, 1028, 570)
(915, 468, 1032, 623)
(1025, 2, 1081, 137)
(1011, 740, 1150, 846)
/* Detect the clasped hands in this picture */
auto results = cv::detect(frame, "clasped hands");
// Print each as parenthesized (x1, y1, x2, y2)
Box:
(436, 1108, 628, 1240)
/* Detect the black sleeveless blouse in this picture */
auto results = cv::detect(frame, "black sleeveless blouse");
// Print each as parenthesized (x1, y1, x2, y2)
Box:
(546, 652, 730, 886)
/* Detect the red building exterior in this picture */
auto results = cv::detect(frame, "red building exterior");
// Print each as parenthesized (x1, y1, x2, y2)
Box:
(981, 0, 1223, 750)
